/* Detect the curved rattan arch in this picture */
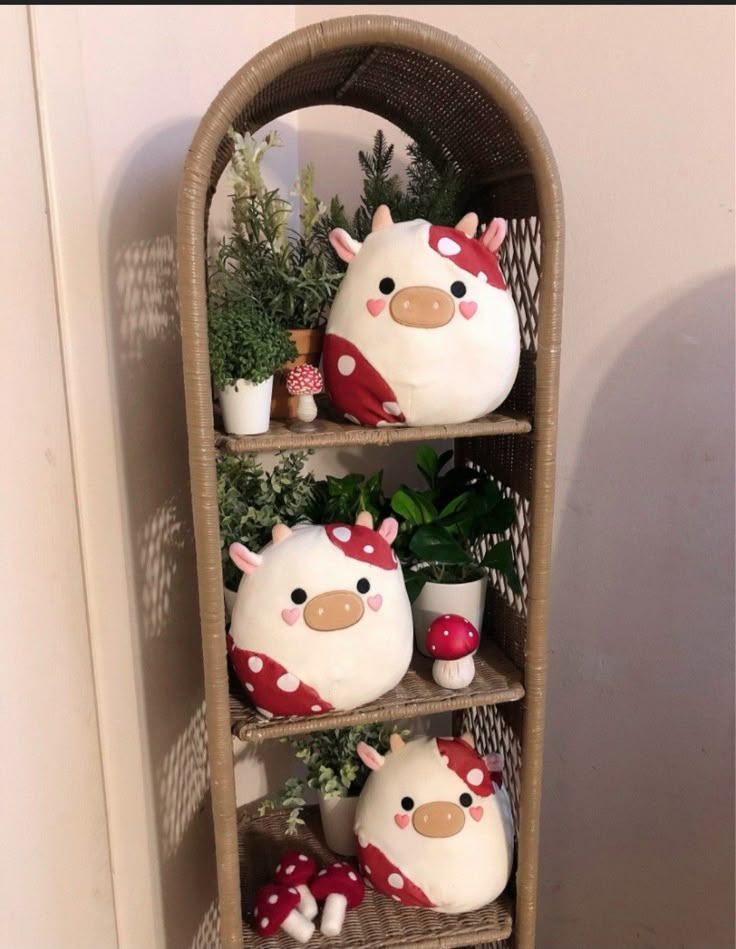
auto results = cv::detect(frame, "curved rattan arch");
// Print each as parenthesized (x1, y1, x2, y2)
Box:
(176, 15, 563, 949)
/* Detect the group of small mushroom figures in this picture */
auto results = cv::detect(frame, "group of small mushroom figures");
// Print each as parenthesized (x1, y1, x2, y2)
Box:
(254, 851, 364, 943)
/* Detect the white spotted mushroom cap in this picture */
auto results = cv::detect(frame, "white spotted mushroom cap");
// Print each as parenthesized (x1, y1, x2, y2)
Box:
(253, 883, 301, 936)
(286, 363, 323, 396)
(273, 850, 317, 887)
(425, 614, 478, 660)
(310, 862, 365, 908)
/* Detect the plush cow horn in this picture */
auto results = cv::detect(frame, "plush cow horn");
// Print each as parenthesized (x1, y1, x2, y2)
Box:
(372, 204, 393, 232)
(454, 212, 478, 238)
(272, 523, 293, 545)
(389, 733, 406, 753)
(460, 732, 476, 749)
(355, 510, 373, 528)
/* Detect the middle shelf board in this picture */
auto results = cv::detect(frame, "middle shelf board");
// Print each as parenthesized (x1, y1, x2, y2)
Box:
(239, 806, 514, 949)
(231, 639, 524, 743)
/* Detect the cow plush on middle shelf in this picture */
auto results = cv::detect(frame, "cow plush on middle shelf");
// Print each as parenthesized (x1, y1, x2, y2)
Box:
(227, 512, 413, 718)
(323, 205, 521, 427)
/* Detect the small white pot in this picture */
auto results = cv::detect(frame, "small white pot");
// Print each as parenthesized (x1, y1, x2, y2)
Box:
(218, 376, 273, 436)
(318, 794, 359, 857)
(412, 571, 488, 657)
(223, 586, 238, 621)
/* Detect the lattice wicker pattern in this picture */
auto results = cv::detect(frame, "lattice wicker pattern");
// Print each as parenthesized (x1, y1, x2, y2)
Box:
(499, 218, 541, 353)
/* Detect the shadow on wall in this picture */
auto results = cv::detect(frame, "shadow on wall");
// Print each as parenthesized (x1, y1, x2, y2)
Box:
(539, 272, 735, 949)
(104, 119, 218, 949)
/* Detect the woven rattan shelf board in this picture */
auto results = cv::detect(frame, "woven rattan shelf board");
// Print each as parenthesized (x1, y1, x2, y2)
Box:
(231, 639, 524, 743)
(216, 411, 531, 454)
(239, 807, 514, 949)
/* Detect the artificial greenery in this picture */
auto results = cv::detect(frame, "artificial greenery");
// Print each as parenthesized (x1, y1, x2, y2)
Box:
(208, 297, 297, 390)
(209, 130, 341, 330)
(259, 722, 410, 835)
(311, 469, 390, 525)
(390, 445, 521, 602)
(317, 129, 468, 267)
(217, 451, 321, 590)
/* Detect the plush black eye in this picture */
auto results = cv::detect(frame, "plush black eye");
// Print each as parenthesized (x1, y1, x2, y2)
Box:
(459, 792, 473, 807)
(401, 796, 414, 811)
(290, 588, 307, 605)
(451, 281, 467, 298)
(357, 578, 371, 594)
(379, 277, 395, 295)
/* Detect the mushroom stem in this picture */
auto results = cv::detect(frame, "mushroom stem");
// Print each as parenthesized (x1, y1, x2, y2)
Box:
(432, 654, 475, 689)
(296, 393, 318, 423)
(320, 892, 348, 937)
(296, 883, 318, 921)
(281, 908, 315, 944)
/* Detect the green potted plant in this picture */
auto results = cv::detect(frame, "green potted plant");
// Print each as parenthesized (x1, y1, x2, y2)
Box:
(208, 296, 297, 435)
(390, 446, 521, 655)
(258, 722, 409, 856)
(209, 130, 341, 420)
(217, 451, 320, 612)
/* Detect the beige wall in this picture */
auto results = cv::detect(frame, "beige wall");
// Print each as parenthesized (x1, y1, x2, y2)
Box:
(295, 6, 736, 949)
(0, 7, 117, 948)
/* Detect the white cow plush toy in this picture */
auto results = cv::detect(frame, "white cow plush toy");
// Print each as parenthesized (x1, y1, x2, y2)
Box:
(323, 206, 521, 427)
(227, 512, 413, 717)
(355, 733, 514, 914)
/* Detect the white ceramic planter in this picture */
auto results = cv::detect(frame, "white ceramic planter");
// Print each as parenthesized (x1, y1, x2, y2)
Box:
(411, 571, 488, 656)
(223, 586, 238, 621)
(318, 794, 359, 857)
(218, 376, 273, 436)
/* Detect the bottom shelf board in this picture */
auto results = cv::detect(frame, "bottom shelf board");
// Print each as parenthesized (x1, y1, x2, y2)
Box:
(239, 806, 513, 949)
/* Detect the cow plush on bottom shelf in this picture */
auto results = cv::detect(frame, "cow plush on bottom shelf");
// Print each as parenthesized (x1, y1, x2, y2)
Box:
(227, 513, 413, 717)
(354, 734, 514, 914)
(323, 205, 521, 427)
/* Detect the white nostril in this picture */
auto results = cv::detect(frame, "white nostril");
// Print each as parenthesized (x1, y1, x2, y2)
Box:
(403, 300, 410, 309)
(344, 604, 350, 611)
(318, 608, 324, 616)
(433, 301, 439, 310)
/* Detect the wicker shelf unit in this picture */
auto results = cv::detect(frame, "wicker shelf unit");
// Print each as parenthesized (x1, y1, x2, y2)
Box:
(176, 15, 563, 949)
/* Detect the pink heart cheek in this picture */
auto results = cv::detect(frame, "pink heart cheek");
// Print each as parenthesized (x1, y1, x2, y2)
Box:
(469, 805, 484, 822)
(366, 298, 386, 317)
(459, 300, 478, 319)
(281, 607, 300, 626)
(394, 813, 410, 829)
(367, 594, 383, 612)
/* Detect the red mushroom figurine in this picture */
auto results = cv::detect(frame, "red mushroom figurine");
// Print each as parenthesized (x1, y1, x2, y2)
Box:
(273, 850, 318, 921)
(310, 861, 365, 937)
(425, 614, 479, 689)
(253, 883, 314, 944)
(286, 364, 323, 426)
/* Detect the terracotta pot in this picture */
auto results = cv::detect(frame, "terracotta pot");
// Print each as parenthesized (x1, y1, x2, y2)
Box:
(271, 327, 325, 419)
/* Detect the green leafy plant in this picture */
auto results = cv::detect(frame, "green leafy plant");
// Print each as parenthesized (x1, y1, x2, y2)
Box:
(390, 445, 521, 602)
(209, 130, 341, 330)
(259, 723, 409, 835)
(208, 297, 297, 390)
(311, 469, 390, 525)
(317, 129, 468, 265)
(217, 451, 321, 590)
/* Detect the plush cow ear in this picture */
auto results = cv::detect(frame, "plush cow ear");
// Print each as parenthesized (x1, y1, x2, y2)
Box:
(480, 218, 507, 253)
(484, 751, 505, 772)
(271, 523, 292, 545)
(355, 510, 373, 528)
(229, 542, 263, 575)
(389, 733, 406, 753)
(372, 204, 393, 232)
(329, 227, 362, 263)
(455, 212, 478, 238)
(357, 741, 385, 771)
(378, 517, 399, 545)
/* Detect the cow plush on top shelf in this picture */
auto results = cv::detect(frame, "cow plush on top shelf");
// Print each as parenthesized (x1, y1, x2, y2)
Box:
(227, 512, 413, 718)
(354, 733, 514, 914)
(323, 206, 521, 427)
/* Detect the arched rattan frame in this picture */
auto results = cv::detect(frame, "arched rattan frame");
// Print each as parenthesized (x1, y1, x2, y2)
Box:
(176, 15, 563, 949)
